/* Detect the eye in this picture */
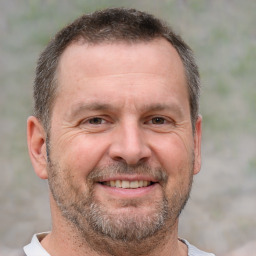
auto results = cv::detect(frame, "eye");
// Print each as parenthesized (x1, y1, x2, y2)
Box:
(88, 117, 104, 125)
(151, 117, 166, 125)
(78, 116, 113, 133)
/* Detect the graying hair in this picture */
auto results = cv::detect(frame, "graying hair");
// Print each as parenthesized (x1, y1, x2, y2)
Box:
(34, 8, 200, 132)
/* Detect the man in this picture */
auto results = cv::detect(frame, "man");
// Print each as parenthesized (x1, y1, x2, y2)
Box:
(24, 8, 215, 256)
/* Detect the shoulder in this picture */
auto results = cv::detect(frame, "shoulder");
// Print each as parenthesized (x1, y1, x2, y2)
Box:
(180, 239, 216, 256)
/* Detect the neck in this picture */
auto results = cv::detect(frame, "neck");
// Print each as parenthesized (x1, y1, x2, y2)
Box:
(42, 195, 187, 256)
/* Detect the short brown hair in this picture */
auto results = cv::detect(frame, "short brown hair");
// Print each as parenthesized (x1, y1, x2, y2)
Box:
(34, 8, 200, 131)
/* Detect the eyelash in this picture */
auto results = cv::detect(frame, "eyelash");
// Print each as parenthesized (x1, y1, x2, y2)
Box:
(149, 117, 166, 125)
(81, 117, 107, 125)
(88, 117, 105, 125)
(82, 116, 173, 125)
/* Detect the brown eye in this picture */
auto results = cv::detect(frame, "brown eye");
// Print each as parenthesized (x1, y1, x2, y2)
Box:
(151, 117, 165, 124)
(89, 117, 103, 124)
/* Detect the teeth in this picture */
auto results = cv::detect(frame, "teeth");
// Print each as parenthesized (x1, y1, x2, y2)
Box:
(138, 180, 143, 187)
(130, 181, 138, 188)
(143, 181, 148, 187)
(103, 180, 152, 189)
(122, 180, 129, 188)
(115, 180, 121, 188)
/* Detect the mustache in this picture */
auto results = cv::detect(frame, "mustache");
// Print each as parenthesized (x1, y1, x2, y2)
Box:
(87, 162, 168, 184)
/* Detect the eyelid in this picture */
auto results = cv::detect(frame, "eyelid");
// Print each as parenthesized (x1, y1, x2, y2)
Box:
(91, 117, 105, 123)
(144, 115, 174, 124)
(80, 116, 110, 125)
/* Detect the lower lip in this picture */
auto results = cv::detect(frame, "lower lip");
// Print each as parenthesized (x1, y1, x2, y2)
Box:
(95, 183, 159, 198)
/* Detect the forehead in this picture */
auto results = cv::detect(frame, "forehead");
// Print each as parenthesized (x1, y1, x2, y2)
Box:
(57, 38, 186, 81)
(54, 39, 188, 111)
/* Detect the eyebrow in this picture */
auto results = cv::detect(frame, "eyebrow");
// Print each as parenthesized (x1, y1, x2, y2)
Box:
(140, 103, 184, 117)
(66, 102, 115, 120)
(140, 103, 177, 112)
(66, 101, 184, 120)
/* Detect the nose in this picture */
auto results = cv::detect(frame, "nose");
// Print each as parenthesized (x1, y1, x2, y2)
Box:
(108, 121, 151, 165)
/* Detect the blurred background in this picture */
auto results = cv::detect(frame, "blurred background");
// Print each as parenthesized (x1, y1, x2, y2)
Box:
(0, 0, 255, 255)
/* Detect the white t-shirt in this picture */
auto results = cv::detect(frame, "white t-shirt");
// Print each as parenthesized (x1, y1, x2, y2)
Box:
(24, 233, 215, 256)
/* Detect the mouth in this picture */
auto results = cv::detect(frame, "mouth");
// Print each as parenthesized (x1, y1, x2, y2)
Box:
(100, 180, 155, 189)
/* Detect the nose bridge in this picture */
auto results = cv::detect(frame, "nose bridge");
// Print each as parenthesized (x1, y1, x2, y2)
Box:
(109, 118, 151, 165)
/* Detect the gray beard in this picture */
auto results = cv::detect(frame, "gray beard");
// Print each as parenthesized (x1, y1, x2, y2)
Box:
(47, 161, 193, 253)
(83, 193, 170, 241)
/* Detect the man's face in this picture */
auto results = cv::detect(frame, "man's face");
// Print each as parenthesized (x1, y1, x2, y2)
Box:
(46, 39, 201, 241)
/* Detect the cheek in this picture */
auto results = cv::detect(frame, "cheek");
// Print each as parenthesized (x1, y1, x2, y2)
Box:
(62, 134, 110, 173)
(152, 134, 193, 174)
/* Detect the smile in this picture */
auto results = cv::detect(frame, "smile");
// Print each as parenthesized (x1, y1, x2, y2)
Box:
(101, 180, 154, 189)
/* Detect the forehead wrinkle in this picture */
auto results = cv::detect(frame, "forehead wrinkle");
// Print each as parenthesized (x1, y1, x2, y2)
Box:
(139, 102, 185, 116)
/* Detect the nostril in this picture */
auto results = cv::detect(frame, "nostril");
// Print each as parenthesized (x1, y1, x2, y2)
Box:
(112, 156, 126, 163)
(112, 156, 149, 166)
(114, 156, 123, 161)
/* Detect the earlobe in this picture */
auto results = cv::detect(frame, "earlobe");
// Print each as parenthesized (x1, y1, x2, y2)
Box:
(27, 116, 48, 179)
(193, 115, 202, 175)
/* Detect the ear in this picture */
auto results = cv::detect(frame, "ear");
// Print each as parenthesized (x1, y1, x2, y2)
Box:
(27, 116, 48, 179)
(193, 115, 202, 175)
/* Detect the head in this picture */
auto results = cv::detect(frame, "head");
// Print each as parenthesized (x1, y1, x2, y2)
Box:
(34, 8, 200, 133)
(28, 8, 202, 254)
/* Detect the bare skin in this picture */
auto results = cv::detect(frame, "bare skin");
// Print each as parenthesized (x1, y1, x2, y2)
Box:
(27, 38, 202, 256)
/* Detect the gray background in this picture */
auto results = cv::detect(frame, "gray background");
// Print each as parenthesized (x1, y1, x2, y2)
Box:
(1, 0, 255, 255)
